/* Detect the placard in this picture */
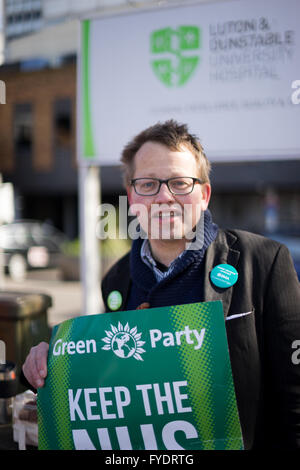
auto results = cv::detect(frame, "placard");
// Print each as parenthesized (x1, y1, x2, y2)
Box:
(38, 301, 243, 450)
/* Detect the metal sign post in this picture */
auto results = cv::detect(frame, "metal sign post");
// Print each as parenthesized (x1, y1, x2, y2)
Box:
(0, 175, 15, 289)
(78, 164, 102, 315)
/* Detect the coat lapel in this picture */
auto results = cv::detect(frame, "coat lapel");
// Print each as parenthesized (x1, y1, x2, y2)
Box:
(203, 230, 240, 318)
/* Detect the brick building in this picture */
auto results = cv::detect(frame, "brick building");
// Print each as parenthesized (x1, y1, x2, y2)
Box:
(0, 58, 78, 238)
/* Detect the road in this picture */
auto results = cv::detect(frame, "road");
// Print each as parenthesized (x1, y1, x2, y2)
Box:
(0, 269, 104, 328)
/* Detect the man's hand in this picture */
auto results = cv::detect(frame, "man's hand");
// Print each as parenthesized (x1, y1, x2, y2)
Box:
(22, 342, 49, 389)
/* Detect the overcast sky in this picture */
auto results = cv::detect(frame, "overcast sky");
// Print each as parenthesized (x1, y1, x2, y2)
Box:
(0, 1, 3, 31)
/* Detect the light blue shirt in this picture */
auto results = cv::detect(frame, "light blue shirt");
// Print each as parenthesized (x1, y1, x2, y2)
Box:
(140, 239, 183, 282)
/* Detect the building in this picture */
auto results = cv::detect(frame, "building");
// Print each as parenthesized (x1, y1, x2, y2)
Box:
(0, 58, 79, 238)
(2, 0, 180, 64)
(4, 0, 43, 42)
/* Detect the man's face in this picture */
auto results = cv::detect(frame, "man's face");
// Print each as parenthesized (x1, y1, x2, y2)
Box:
(127, 141, 211, 243)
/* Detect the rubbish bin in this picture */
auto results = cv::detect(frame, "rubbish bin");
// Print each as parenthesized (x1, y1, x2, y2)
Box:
(0, 292, 52, 392)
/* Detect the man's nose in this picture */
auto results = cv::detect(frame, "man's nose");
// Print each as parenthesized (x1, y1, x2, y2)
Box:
(154, 182, 175, 202)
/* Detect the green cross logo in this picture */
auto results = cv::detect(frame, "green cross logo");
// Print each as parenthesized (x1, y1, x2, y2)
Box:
(150, 26, 201, 88)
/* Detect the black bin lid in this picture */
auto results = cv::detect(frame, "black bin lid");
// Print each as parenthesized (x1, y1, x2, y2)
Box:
(0, 292, 52, 320)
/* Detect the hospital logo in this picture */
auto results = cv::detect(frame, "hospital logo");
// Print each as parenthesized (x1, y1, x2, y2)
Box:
(150, 26, 201, 87)
(101, 322, 146, 361)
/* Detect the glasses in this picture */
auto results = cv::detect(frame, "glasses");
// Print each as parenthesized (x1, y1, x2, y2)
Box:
(130, 177, 203, 196)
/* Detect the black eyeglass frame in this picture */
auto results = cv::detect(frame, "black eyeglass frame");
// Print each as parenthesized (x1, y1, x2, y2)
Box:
(130, 177, 203, 196)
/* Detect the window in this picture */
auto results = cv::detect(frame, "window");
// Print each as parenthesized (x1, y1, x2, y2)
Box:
(53, 98, 72, 149)
(13, 103, 33, 152)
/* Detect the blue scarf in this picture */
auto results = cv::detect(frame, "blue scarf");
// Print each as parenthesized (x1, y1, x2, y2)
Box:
(126, 210, 218, 310)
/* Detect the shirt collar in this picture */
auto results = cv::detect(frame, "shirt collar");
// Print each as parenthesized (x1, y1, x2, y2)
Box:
(140, 239, 157, 269)
(140, 238, 184, 281)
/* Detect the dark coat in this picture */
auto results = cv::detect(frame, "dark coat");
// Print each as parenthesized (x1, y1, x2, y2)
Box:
(102, 229, 300, 449)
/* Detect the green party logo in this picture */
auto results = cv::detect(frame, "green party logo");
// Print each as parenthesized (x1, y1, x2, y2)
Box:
(101, 321, 207, 362)
(101, 322, 146, 361)
(150, 26, 201, 87)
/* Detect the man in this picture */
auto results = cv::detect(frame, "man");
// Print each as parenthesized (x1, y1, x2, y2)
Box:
(22, 120, 300, 449)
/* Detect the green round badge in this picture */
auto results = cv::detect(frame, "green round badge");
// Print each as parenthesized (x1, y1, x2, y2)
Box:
(210, 264, 238, 288)
(107, 290, 123, 311)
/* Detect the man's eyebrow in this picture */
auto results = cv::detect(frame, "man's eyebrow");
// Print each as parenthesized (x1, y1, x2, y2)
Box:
(135, 172, 185, 178)
(132, 173, 157, 178)
(139, 174, 157, 177)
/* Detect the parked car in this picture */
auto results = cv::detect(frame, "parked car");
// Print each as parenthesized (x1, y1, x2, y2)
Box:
(0, 220, 68, 281)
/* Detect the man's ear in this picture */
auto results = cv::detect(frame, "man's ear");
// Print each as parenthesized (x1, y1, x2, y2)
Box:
(200, 183, 211, 211)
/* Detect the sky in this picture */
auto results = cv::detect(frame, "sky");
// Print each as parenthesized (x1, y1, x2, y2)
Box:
(0, 1, 3, 65)
(0, 1, 3, 31)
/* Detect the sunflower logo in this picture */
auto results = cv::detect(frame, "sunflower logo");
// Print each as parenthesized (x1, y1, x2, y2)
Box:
(101, 322, 146, 361)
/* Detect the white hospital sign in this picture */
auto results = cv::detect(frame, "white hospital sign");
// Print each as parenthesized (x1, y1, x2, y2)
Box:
(78, 0, 300, 165)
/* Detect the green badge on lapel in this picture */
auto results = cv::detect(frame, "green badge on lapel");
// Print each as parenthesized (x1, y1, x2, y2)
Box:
(107, 290, 123, 311)
(210, 264, 238, 288)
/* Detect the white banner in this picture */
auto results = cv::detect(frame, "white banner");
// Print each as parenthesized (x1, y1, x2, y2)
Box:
(79, 0, 300, 165)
